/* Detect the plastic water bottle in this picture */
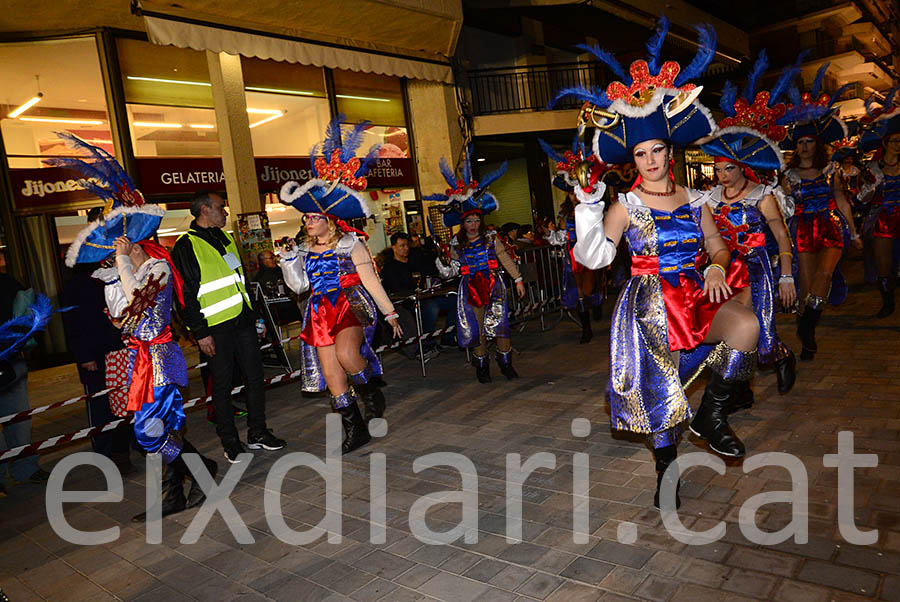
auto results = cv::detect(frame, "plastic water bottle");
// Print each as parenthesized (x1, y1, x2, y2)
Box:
(256, 318, 266, 338)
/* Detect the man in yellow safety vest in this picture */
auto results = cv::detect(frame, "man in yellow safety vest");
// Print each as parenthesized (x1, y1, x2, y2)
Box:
(172, 190, 285, 463)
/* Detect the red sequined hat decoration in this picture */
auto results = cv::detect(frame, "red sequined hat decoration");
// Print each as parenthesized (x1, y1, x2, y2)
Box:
(314, 149, 368, 191)
(606, 60, 696, 107)
(719, 91, 789, 142)
(446, 179, 479, 197)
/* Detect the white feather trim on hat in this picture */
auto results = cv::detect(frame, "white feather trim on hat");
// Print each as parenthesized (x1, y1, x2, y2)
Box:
(65, 204, 165, 268)
(279, 178, 373, 218)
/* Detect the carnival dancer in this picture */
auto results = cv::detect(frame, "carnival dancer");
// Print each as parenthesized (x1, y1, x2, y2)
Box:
(551, 15, 759, 509)
(858, 84, 900, 318)
(429, 148, 526, 383)
(780, 65, 861, 360)
(278, 116, 403, 454)
(58, 133, 217, 521)
(539, 136, 605, 343)
(698, 50, 798, 399)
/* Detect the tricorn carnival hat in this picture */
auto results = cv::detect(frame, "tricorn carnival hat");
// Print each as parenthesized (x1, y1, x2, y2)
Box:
(780, 62, 853, 150)
(857, 83, 900, 153)
(830, 137, 860, 162)
(699, 50, 802, 171)
(549, 14, 718, 165)
(424, 146, 507, 228)
(57, 133, 164, 268)
(538, 133, 587, 191)
(279, 114, 378, 221)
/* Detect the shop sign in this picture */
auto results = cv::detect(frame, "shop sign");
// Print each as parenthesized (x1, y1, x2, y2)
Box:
(9, 166, 104, 213)
(136, 156, 414, 196)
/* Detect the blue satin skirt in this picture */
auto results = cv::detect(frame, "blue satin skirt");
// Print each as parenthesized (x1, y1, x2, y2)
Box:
(134, 385, 185, 454)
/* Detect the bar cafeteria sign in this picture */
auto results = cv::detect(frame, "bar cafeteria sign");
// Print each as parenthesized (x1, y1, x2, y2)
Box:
(136, 156, 414, 195)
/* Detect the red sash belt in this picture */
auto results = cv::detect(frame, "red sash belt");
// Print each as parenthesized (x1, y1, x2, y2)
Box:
(340, 273, 361, 288)
(126, 326, 173, 413)
(742, 232, 765, 248)
(630, 255, 659, 276)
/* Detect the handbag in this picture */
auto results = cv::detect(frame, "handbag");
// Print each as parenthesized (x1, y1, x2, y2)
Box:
(104, 348, 131, 417)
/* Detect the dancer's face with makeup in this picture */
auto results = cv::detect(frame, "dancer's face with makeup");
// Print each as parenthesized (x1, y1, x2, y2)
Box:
(632, 139, 670, 183)
(714, 161, 745, 188)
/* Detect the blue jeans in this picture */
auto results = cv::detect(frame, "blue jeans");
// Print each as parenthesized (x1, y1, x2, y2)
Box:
(0, 358, 40, 482)
(421, 295, 457, 338)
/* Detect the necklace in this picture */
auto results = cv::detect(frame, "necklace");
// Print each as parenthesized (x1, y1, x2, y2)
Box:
(637, 183, 675, 197)
(883, 157, 899, 168)
(723, 179, 749, 201)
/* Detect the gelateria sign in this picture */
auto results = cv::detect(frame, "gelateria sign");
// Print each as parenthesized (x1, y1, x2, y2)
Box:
(135, 156, 414, 195)
(10, 157, 414, 212)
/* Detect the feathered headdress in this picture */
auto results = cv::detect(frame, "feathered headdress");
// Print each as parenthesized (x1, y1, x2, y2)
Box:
(858, 82, 900, 153)
(700, 51, 803, 171)
(0, 294, 66, 363)
(58, 134, 164, 267)
(780, 62, 854, 149)
(549, 14, 718, 164)
(538, 134, 586, 191)
(280, 114, 378, 223)
(424, 145, 507, 228)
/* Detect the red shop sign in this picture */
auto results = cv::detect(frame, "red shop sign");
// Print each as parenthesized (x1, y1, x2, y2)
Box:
(9, 166, 105, 213)
(135, 156, 414, 196)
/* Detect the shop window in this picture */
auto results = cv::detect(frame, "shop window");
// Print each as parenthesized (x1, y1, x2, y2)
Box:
(0, 37, 114, 169)
(332, 70, 405, 126)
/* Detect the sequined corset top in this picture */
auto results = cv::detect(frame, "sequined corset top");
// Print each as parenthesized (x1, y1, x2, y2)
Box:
(882, 173, 900, 205)
(132, 279, 174, 340)
(713, 202, 766, 250)
(794, 175, 836, 215)
(628, 203, 703, 286)
(460, 238, 498, 275)
(565, 216, 577, 246)
(305, 249, 356, 308)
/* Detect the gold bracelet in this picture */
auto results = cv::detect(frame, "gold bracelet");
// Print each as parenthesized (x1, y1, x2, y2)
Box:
(778, 252, 793, 258)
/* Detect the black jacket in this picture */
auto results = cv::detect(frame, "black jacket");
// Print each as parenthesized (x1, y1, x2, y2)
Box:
(171, 219, 251, 339)
(60, 267, 125, 366)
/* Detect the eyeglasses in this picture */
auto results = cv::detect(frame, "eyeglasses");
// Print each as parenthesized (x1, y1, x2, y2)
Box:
(463, 218, 481, 225)
(303, 214, 326, 224)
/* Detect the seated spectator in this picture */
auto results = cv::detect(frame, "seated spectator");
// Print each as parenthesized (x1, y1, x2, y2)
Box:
(515, 224, 538, 251)
(499, 223, 521, 263)
(254, 250, 302, 323)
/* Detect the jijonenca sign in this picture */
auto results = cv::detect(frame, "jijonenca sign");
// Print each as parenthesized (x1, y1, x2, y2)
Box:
(9, 166, 104, 212)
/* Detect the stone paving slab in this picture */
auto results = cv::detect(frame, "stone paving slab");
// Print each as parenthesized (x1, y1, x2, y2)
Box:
(1, 256, 899, 600)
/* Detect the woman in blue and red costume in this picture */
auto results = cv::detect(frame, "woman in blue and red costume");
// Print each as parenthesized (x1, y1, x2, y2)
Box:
(279, 117, 402, 454)
(698, 50, 800, 401)
(429, 148, 526, 383)
(540, 135, 605, 343)
(59, 133, 217, 522)
(857, 83, 900, 318)
(551, 15, 759, 510)
(780, 64, 861, 361)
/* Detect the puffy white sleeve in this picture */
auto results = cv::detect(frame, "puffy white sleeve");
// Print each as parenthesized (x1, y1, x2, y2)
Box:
(278, 247, 309, 294)
(573, 201, 616, 269)
(858, 162, 882, 204)
(351, 241, 396, 316)
(116, 255, 140, 302)
(547, 229, 568, 246)
(93, 266, 128, 319)
(435, 245, 460, 279)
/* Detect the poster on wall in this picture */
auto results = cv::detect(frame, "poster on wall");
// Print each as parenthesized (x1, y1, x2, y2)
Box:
(237, 212, 273, 278)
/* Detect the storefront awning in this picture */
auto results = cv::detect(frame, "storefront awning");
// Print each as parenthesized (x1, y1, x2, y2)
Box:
(141, 4, 457, 84)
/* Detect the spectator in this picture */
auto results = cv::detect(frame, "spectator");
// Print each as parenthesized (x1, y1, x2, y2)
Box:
(172, 190, 285, 463)
(255, 250, 286, 298)
(61, 260, 134, 475)
(0, 273, 49, 497)
(499, 223, 521, 262)
(515, 224, 537, 251)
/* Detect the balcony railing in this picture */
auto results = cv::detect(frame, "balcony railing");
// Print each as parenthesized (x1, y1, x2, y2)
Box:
(465, 61, 609, 116)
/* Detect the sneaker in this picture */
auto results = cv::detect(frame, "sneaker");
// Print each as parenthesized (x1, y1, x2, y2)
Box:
(223, 439, 247, 464)
(247, 429, 286, 451)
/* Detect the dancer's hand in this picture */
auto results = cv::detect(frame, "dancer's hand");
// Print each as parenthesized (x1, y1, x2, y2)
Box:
(703, 268, 731, 303)
(779, 281, 797, 308)
(851, 236, 863, 250)
(387, 316, 403, 338)
(515, 281, 526, 298)
(113, 236, 133, 257)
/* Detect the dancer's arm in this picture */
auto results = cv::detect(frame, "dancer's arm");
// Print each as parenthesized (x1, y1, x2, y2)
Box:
(759, 194, 797, 307)
(699, 204, 733, 303)
(435, 244, 460, 279)
(278, 245, 310, 294)
(351, 241, 402, 336)
(833, 172, 862, 249)
(573, 198, 626, 269)
(493, 235, 525, 298)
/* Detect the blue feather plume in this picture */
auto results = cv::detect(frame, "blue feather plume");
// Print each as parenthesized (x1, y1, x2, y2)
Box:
(742, 50, 769, 101)
(826, 83, 854, 109)
(47, 132, 139, 205)
(787, 85, 802, 106)
(811, 63, 830, 98)
(0, 294, 62, 362)
(884, 82, 900, 109)
(321, 114, 344, 159)
(674, 24, 717, 86)
(547, 85, 609, 109)
(340, 121, 372, 163)
(423, 193, 449, 202)
(864, 92, 880, 117)
(646, 14, 670, 73)
(478, 161, 508, 190)
(576, 43, 628, 82)
(354, 145, 381, 178)
(720, 80, 738, 115)
(780, 102, 829, 125)
(308, 143, 320, 176)
(571, 132, 581, 156)
(54, 132, 131, 193)
(439, 157, 458, 188)
(537, 138, 565, 164)
(461, 144, 473, 185)
(769, 51, 808, 106)
(45, 156, 118, 202)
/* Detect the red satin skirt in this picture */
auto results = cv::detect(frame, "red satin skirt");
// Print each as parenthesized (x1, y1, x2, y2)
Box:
(569, 246, 589, 273)
(795, 213, 844, 253)
(872, 205, 900, 239)
(301, 293, 362, 346)
(632, 256, 732, 352)
(723, 254, 752, 291)
(466, 272, 495, 308)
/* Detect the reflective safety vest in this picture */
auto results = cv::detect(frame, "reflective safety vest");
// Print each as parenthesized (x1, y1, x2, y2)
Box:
(181, 229, 251, 326)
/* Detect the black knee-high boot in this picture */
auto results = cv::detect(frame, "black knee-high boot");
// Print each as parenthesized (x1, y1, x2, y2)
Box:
(797, 295, 824, 361)
(473, 353, 491, 383)
(132, 435, 188, 522)
(653, 445, 681, 510)
(775, 348, 796, 394)
(349, 367, 385, 423)
(496, 349, 519, 380)
(877, 276, 895, 318)
(182, 440, 219, 509)
(333, 391, 371, 454)
(690, 373, 747, 458)
(578, 298, 593, 344)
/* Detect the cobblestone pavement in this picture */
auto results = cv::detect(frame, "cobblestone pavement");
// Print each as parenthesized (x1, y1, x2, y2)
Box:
(1, 256, 899, 601)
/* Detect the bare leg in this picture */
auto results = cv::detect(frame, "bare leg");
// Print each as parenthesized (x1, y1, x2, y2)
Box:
(317, 341, 370, 453)
(316, 345, 350, 396)
(873, 237, 896, 317)
(809, 247, 842, 299)
(334, 326, 366, 375)
(704, 300, 760, 352)
(796, 252, 815, 307)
